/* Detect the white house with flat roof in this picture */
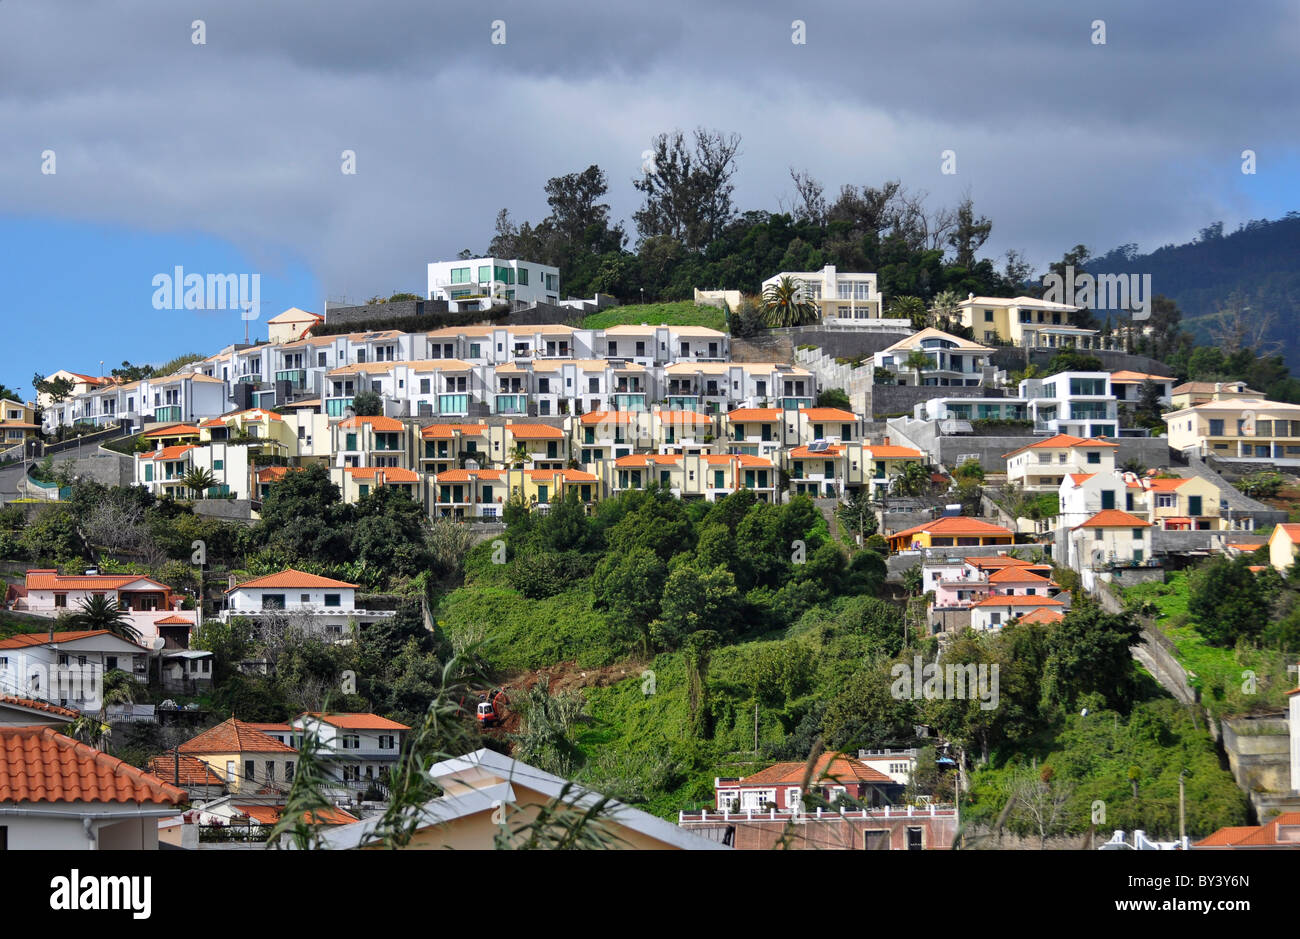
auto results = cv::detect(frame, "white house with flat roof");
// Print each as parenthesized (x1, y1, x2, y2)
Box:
(1018, 371, 1118, 438)
(428, 257, 560, 309)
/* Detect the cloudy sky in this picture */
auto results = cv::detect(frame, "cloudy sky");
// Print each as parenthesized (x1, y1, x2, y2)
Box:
(1, 0, 1297, 390)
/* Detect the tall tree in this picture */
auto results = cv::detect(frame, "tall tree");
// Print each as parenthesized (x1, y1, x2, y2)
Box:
(633, 128, 741, 252)
(948, 195, 992, 269)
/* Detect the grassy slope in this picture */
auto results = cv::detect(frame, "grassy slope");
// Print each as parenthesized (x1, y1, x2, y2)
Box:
(580, 302, 727, 332)
(1124, 572, 1291, 718)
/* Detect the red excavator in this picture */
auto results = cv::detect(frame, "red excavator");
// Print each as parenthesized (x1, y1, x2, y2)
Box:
(476, 688, 508, 727)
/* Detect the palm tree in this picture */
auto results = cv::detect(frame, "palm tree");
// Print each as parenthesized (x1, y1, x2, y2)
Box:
(891, 461, 932, 498)
(929, 289, 962, 330)
(508, 443, 529, 468)
(888, 296, 929, 330)
(761, 276, 820, 327)
(181, 466, 217, 499)
(67, 594, 142, 644)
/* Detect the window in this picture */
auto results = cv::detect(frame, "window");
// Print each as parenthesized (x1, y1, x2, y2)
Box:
(1086, 451, 1101, 464)
(420, 378, 431, 394)
(478, 265, 491, 283)
(286, 762, 295, 782)
(301, 593, 310, 604)
(262, 594, 286, 610)
(342, 734, 360, 749)
(1209, 419, 1225, 436)
(984, 310, 994, 322)
(1101, 491, 1115, 510)
(517, 267, 528, 286)
(449, 266, 471, 284)
(324, 593, 341, 608)
(54, 593, 67, 608)
(864, 830, 890, 850)
(379, 734, 394, 749)
(106, 656, 117, 671)
(1156, 493, 1175, 508)
(265, 761, 275, 782)
(213, 459, 224, 471)
(245, 760, 255, 781)
(1093, 529, 1103, 541)
(226, 761, 235, 782)
(907, 827, 924, 850)
(1132, 529, 1144, 539)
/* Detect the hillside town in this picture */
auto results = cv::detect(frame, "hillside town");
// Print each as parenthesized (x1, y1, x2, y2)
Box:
(0, 252, 1298, 854)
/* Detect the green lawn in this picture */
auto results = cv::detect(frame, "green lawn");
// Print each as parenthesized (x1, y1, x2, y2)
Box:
(580, 302, 727, 332)
(1124, 573, 1291, 718)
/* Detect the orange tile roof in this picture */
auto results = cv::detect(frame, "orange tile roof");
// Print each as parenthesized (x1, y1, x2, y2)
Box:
(614, 453, 682, 467)
(225, 408, 285, 423)
(524, 468, 598, 482)
(1003, 433, 1118, 458)
(144, 424, 201, 437)
(140, 444, 196, 461)
(0, 695, 80, 719)
(658, 410, 713, 424)
(1274, 524, 1300, 539)
(974, 595, 1064, 608)
(863, 445, 924, 459)
(0, 727, 186, 804)
(1145, 477, 1191, 491)
(701, 454, 773, 468)
(890, 516, 1014, 540)
(800, 408, 859, 421)
(1072, 509, 1151, 529)
(727, 408, 782, 421)
(0, 629, 125, 650)
(966, 556, 1035, 569)
(506, 423, 564, 439)
(580, 411, 641, 425)
(789, 444, 846, 458)
(1066, 473, 1096, 486)
(1110, 370, 1173, 383)
(1195, 813, 1300, 848)
(299, 712, 410, 731)
(234, 804, 358, 826)
(1015, 608, 1066, 624)
(154, 614, 193, 626)
(433, 468, 503, 482)
(420, 423, 488, 439)
(337, 415, 404, 432)
(256, 466, 303, 483)
(345, 466, 420, 482)
(246, 722, 292, 733)
(148, 753, 226, 786)
(228, 569, 358, 592)
(987, 567, 1052, 584)
(178, 718, 298, 755)
(737, 752, 892, 787)
(24, 570, 170, 592)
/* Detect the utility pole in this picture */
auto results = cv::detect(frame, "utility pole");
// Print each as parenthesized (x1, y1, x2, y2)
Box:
(1178, 769, 1187, 845)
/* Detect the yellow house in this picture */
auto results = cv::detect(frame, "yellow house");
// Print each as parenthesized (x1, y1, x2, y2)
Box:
(0, 399, 40, 448)
(178, 717, 298, 795)
(575, 411, 655, 466)
(317, 748, 726, 850)
(504, 467, 599, 508)
(955, 296, 1100, 349)
(886, 516, 1015, 553)
(1143, 475, 1224, 530)
(419, 423, 490, 475)
(860, 441, 927, 496)
(428, 468, 505, 518)
(702, 453, 775, 501)
(1162, 397, 1300, 460)
(610, 453, 686, 494)
(333, 415, 411, 469)
(266, 307, 323, 343)
(1268, 524, 1300, 572)
(332, 465, 421, 503)
(1168, 380, 1259, 411)
(491, 422, 569, 470)
(724, 407, 793, 455)
(654, 410, 716, 455)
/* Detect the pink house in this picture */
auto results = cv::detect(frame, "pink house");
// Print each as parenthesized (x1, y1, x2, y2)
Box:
(714, 753, 897, 813)
(6, 570, 191, 644)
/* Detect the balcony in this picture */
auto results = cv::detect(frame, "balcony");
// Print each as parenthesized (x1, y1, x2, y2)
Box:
(495, 395, 528, 415)
(275, 369, 307, 388)
(154, 406, 183, 423)
(326, 398, 353, 418)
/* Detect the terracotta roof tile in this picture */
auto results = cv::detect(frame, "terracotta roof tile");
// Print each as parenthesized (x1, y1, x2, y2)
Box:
(299, 712, 410, 731)
(337, 415, 404, 432)
(345, 466, 419, 482)
(736, 753, 892, 787)
(234, 804, 358, 826)
(506, 423, 565, 438)
(228, 569, 358, 592)
(1072, 509, 1150, 529)
(178, 718, 298, 755)
(889, 516, 1014, 540)
(800, 408, 860, 421)
(0, 726, 187, 804)
(0, 695, 80, 720)
(0, 630, 125, 650)
(727, 408, 782, 421)
(147, 753, 226, 786)
(144, 424, 201, 437)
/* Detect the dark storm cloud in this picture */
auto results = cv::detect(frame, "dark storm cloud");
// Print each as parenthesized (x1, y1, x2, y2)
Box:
(0, 0, 1295, 301)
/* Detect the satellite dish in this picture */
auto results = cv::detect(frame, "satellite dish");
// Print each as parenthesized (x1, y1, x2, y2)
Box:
(151, 637, 166, 652)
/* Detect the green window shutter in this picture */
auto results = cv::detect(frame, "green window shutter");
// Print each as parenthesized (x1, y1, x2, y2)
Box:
(346, 433, 357, 450)
(359, 484, 369, 497)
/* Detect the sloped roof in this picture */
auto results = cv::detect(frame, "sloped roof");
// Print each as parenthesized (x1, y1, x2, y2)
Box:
(987, 567, 1053, 584)
(337, 415, 404, 432)
(614, 453, 682, 467)
(298, 712, 410, 731)
(178, 718, 297, 755)
(0, 695, 79, 721)
(235, 804, 358, 826)
(800, 408, 859, 421)
(420, 423, 488, 438)
(727, 408, 781, 421)
(737, 752, 893, 786)
(148, 753, 226, 786)
(345, 466, 420, 482)
(506, 423, 565, 438)
(1003, 434, 1118, 458)
(1072, 509, 1151, 530)
(144, 424, 201, 438)
(863, 445, 924, 459)
(789, 445, 846, 458)
(0, 630, 141, 651)
(889, 516, 1014, 540)
(227, 569, 358, 592)
(0, 726, 186, 804)
(1015, 608, 1066, 624)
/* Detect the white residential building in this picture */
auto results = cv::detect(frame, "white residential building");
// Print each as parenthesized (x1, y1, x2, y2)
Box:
(1019, 371, 1118, 438)
(220, 569, 395, 638)
(428, 257, 560, 309)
